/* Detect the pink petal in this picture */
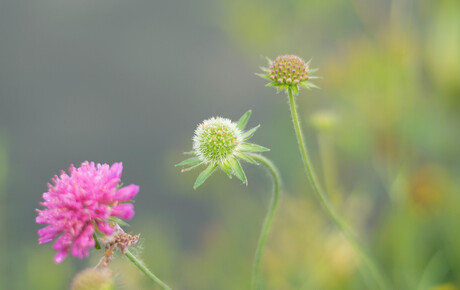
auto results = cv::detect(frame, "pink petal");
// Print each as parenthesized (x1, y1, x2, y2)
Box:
(116, 184, 139, 201)
(72, 224, 95, 258)
(109, 162, 123, 179)
(111, 203, 134, 220)
(38, 226, 59, 244)
(54, 251, 68, 263)
(96, 221, 114, 235)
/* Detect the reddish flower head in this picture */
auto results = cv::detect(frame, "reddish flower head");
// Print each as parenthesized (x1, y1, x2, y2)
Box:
(36, 161, 139, 263)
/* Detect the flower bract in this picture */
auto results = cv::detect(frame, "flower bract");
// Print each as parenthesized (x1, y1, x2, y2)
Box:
(36, 161, 139, 263)
(176, 110, 269, 189)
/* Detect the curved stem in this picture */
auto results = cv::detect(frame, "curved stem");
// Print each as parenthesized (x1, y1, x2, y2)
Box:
(125, 250, 172, 290)
(250, 154, 281, 290)
(287, 88, 389, 290)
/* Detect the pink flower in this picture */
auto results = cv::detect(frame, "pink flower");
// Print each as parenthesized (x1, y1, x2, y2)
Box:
(36, 161, 139, 263)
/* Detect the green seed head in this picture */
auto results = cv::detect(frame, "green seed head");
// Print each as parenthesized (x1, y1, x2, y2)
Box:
(70, 269, 114, 290)
(193, 117, 242, 164)
(268, 55, 309, 85)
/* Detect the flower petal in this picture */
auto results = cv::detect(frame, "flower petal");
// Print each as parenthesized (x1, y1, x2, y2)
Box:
(96, 221, 115, 235)
(54, 250, 68, 264)
(116, 184, 139, 201)
(111, 203, 135, 220)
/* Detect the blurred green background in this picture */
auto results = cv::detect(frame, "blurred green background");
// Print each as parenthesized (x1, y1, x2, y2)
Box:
(1, 0, 459, 289)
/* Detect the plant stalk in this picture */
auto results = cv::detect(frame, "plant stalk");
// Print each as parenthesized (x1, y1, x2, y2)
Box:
(250, 154, 281, 290)
(125, 250, 172, 290)
(287, 87, 389, 290)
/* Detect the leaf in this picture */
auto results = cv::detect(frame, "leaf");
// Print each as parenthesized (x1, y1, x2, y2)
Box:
(300, 81, 320, 89)
(266, 82, 278, 87)
(228, 157, 247, 185)
(109, 216, 129, 227)
(93, 233, 101, 250)
(241, 125, 260, 141)
(239, 143, 270, 153)
(265, 56, 273, 65)
(256, 73, 272, 80)
(259, 66, 269, 73)
(219, 163, 233, 179)
(237, 110, 252, 130)
(291, 85, 299, 96)
(181, 162, 203, 172)
(235, 151, 258, 165)
(183, 151, 195, 155)
(194, 164, 217, 190)
(308, 68, 319, 74)
(175, 157, 202, 167)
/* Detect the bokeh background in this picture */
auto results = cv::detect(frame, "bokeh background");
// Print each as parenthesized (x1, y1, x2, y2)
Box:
(1, 0, 460, 289)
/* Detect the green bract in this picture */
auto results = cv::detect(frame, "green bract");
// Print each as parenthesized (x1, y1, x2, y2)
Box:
(257, 54, 319, 95)
(176, 110, 269, 189)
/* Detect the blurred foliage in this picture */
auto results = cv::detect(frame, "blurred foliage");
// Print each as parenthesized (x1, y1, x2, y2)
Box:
(3, 0, 460, 289)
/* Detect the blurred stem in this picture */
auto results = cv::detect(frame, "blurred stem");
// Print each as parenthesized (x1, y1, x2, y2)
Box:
(287, 88, 389, 290)
(318, 133, 340, 205)
(250, 154, 280, 290)
(125, 250, 172, 290)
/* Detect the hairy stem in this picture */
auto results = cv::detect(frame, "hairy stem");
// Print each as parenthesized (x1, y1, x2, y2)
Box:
(125, 250, 172, 290)
(250, 154, 281, 290)
(287, 88, 389, 290)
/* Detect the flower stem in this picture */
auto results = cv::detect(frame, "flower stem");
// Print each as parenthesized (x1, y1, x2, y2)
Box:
(250, 154, 281, 290)
(125, 250, 172, 290)
(287, 88, 389, 290)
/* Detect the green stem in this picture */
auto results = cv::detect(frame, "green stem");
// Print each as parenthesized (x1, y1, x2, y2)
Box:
(250, 154, 281, 290)
(287, 88, 389, 290)
(125, 250, 172, 290)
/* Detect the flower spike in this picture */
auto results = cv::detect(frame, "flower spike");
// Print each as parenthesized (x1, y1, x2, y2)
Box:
(176, 110, 269, 189)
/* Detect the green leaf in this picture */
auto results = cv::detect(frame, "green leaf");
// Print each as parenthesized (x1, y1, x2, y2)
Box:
(277, 85, 286, 93)
(235, 151, 258, 165)
(259, 66, 269, 73)
(237, 110, 252, 130)
(256, 73, 272, 80)
(241, 125, 260, 141)
(239, 142, 270, 153)
(291, 85, 299, 96)
(194, 164, 217, 190)
(181, 162, 203, 172)
(228, 157, 247, 185)
(266, 56, 273, 65)
(175, 157, 202, 167)
(93, 233, 101, 250)
(308, 68, 319, 74)
(109, 216, 130, 227)
(219, 163, 233, 179)
(300, 81, 319, 89)
(183, 151, 195, 155)
(266, 82, 278, 87)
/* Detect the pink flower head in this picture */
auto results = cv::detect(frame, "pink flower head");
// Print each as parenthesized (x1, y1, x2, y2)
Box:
(36, 161, 139, 263)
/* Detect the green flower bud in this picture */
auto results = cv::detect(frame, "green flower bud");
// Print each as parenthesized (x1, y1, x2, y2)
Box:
(258, 54, 319, 94)
(70, 269, 114, 290)
(268, 55, 309, 84)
